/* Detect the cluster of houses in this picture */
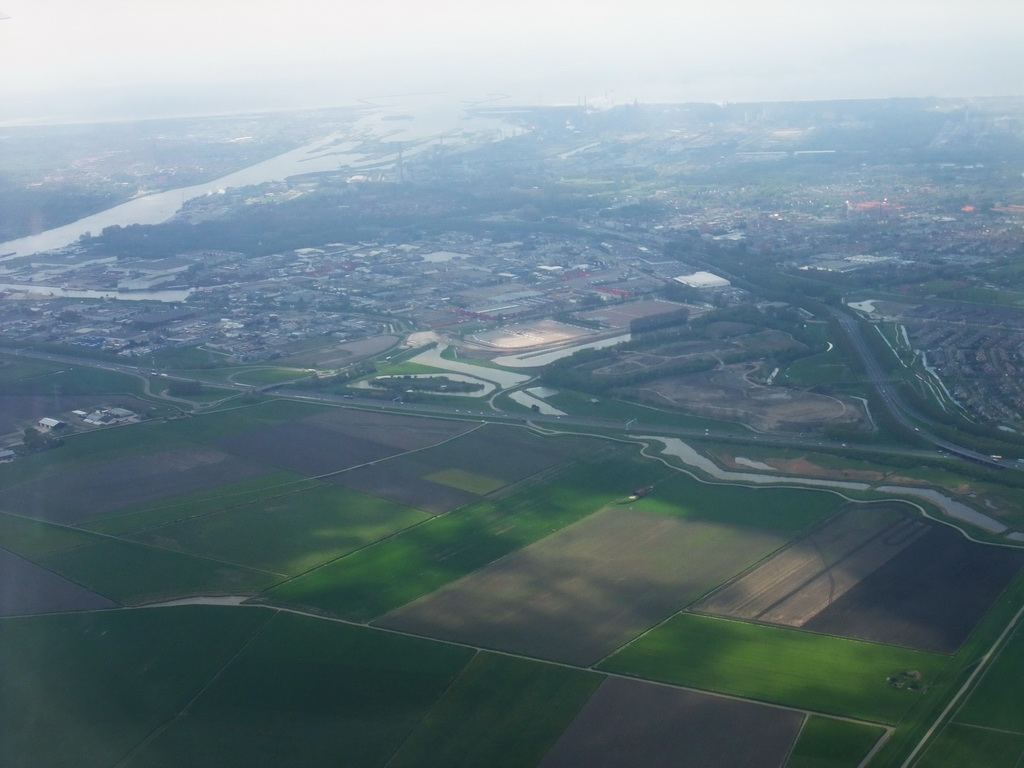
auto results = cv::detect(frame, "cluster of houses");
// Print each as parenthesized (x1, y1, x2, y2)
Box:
(35, 407, 139, 435)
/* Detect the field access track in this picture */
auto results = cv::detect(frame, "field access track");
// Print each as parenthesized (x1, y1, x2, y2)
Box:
(694, 504, 927, 628)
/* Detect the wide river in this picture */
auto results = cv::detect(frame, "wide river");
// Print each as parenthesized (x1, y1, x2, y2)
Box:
(0, 96, 515, 261)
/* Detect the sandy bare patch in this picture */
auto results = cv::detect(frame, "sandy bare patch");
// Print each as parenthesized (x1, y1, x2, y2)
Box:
(629, 364, 868, 433)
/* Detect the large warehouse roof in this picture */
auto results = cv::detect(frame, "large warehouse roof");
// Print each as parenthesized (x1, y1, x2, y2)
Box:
(673, 271, 731, 288)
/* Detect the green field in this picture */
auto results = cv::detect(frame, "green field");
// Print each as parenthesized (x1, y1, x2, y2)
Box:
(4, 397, 1020, 767)
(81, 472, 315, 535)
(0, 357, 68, 380)
(0, 362, 146, 396)
(387, 652, 602, 768)
(783, 348, 853, 387)
(864, 571, 1024, 768)
(125, 484, 431, 575)
(915, 724, 1024, 768)
(156, 398, 331, 443)
(425, 468, 506, 494)
(635, 471, 844, 531)
(955, 622, 1024, 732)
(545, 388, 749, 431)
(0, 511, 102, 557)
(157, 383, 240, 403)
(122, 612, 475, 768)
(786, 716, 886, 768)
(38, 537, 282, 604)
(0, 420, 196, 487)
(908, 618, 1024, 766)
(0, 607, 271, 768)
(600, 614, 950, 724)
(228, 367, 311, 386)
(261, 452, 670, 620)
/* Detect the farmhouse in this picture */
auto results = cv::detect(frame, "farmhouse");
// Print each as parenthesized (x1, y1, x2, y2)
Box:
(37, 417, 68, 432)
(83, 408, 138, 426)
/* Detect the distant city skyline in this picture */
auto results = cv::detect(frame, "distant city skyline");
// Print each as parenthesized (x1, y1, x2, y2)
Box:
(1, 0, 1022, 123)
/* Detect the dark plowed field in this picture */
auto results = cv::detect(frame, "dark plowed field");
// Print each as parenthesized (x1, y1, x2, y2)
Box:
(413, 425, 577, 483)
(328, 463, 477, 514)
(304, 409, 473, 452)
(804, 525, 1024, 653)
(0, 548, 118, 615)
(217, 422, 399, 476)
(694, 506, 927, 627)
(537, 676, 802, 768)
(0, 449, 271, 523)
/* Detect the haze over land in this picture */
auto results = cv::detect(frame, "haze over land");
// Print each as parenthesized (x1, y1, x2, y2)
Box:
(1, 0, 1022, 123)
(5, 4, 1024, 768)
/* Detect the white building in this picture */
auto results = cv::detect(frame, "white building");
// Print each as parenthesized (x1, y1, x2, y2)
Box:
(673, 271, 731, 289)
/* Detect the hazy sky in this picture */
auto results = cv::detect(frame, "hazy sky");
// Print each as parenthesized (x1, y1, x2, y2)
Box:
(1, 0, 1022, 121)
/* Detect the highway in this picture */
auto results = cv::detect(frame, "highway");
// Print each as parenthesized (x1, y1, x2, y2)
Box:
(285, 389, 954, 466)
(0, 341, 1012, 470)
(827, 309, 1010, 469)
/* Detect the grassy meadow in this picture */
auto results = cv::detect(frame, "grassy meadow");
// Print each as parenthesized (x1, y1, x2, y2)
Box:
(600, 614, 950, 724)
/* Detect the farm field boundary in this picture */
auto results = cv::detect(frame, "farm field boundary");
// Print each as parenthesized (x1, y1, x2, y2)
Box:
(599, 613, 949, 724)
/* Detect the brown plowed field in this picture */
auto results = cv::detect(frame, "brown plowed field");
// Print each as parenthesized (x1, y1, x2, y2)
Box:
(217, 422, 399, 476)
(0, 449, 271, 523)
(408, 425, 577, 483)
(0, 548, 118, 615)
(804, 524, 1024, 653)
(376, 508, 788, 665)
(327, 462, 478, 515)
(321, 425, 577, 514)
(537, 676, 802, 768)
(695, 505, 927, 627)
(303, 409, 472, 452)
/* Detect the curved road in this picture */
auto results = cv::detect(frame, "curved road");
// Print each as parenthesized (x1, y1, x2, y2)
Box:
(827, 309, 1010, 469)
(1, 339, 1013, 471)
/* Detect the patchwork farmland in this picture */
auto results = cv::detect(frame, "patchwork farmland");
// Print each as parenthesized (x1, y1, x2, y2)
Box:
(599, 613, 951, 723)
(377, 507, 791, 665)
(0, 448, 273, 523)
(0, 398, 1021, 767)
